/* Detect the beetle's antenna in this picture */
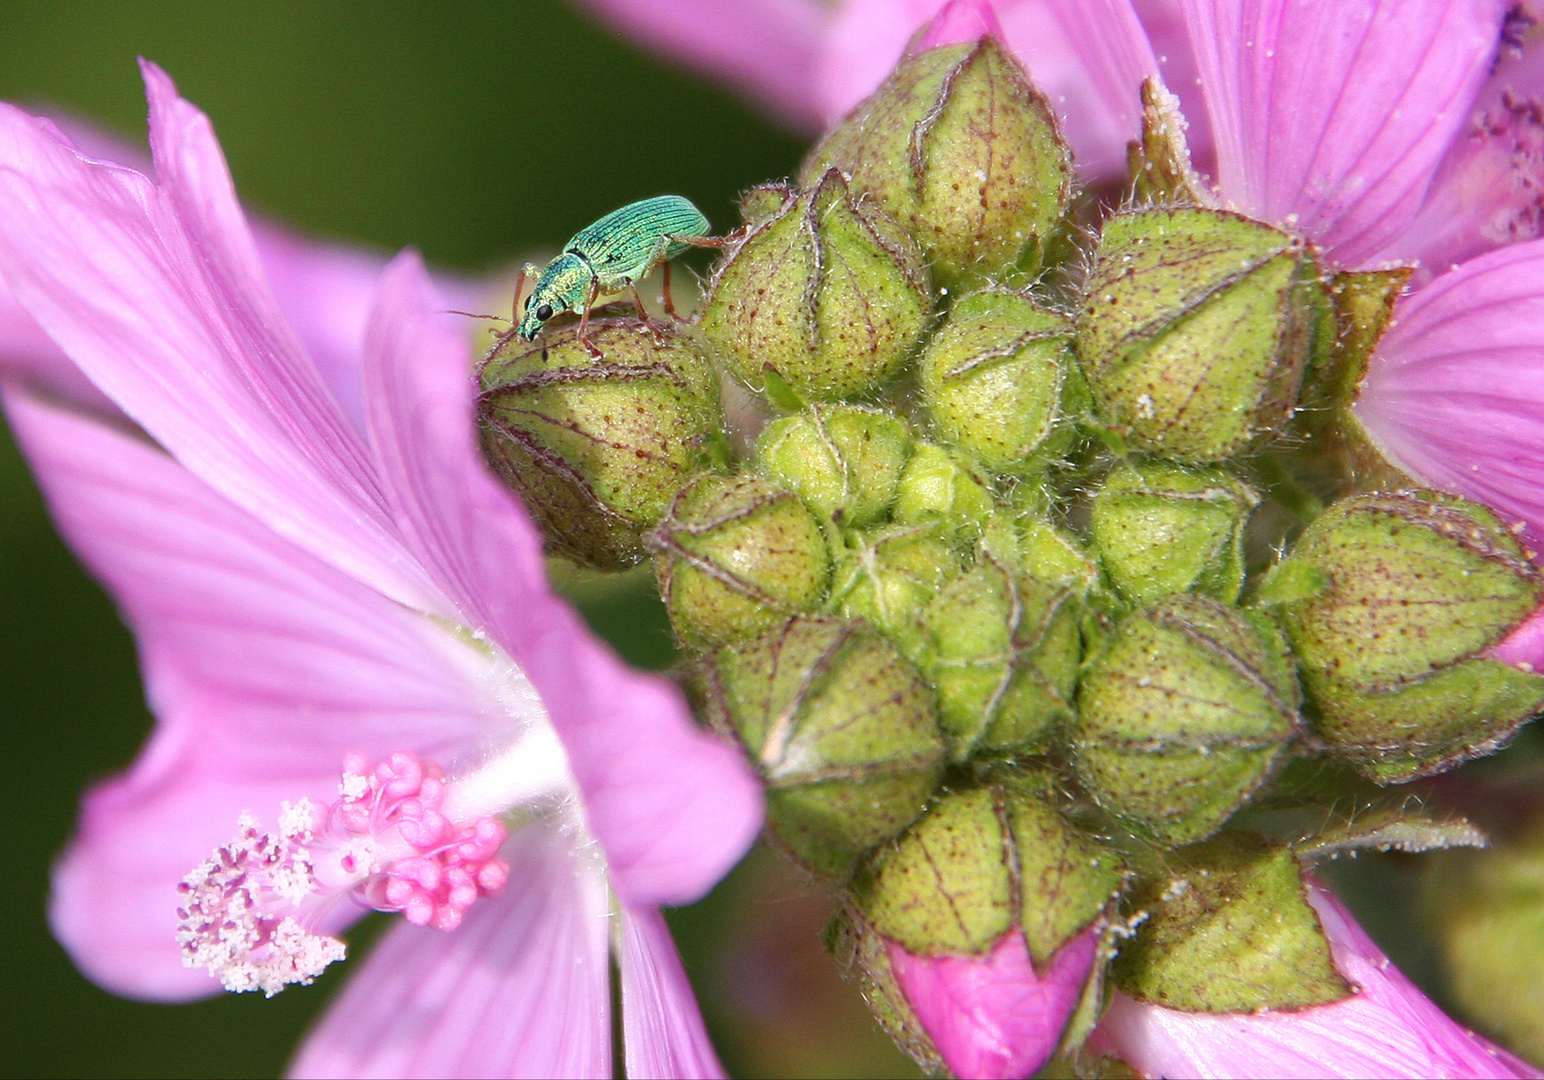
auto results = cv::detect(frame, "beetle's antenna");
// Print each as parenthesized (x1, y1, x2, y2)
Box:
(470, 265, 536, 364)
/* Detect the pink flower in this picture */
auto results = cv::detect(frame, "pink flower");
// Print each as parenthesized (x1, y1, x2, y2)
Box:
(0, 61, 762, 1077)
(1086, 879, 1539, 1080)
(887, 925, 1101, 1080)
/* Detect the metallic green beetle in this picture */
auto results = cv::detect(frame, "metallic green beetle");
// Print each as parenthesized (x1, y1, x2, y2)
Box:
(512, 195, 725, 353)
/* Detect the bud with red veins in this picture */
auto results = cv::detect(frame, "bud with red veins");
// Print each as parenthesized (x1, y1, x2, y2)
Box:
(801, 25, 1073, 292)
(177, 738, 568, 996)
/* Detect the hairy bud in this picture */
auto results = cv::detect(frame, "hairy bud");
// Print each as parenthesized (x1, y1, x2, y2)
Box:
(651, 474, 830, 650)
(1113, 835, 1349, 1012)
(804, 38, 1073, 291)
(757, 404, 912, 528)
(908, 556, 1082, 760)
(893, 441, 998, 543)
(918, 289, 1078, 476)
(696, 617, 946, 879)
(1258, 490, 1544, 782)
(478, 320, 722, 569)
(1073, 594, 1301, 845)
(1088, 461, 1258, 607)
(1077, 207, 1330, 463)
(702, 169, 932, 402)
(837, 776, 1122, 1077)
(829, 525, 963, 641)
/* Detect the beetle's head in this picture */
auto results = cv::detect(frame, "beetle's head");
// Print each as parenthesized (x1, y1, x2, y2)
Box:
(516, 253, 591, 340)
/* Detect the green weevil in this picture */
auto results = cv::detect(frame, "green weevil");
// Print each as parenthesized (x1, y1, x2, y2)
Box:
(511, 194, 727, 355)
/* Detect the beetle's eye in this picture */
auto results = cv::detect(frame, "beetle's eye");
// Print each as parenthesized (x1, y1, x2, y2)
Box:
(536, 303, 554, 321)
(523, 295, 533, 311)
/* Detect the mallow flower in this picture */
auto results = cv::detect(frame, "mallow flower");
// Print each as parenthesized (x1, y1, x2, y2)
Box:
(574, 0, 1544, 1076)
(0, 60, 762, 1077)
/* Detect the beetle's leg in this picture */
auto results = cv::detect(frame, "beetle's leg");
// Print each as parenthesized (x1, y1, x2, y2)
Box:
(668, 227, 745, 251)
(661, 259, 678, 321)
(626, 278, 668, 345)
(578, 276, 604, 358)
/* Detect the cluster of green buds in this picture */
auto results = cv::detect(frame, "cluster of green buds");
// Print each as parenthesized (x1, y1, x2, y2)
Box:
(475, 31, 1544, 1078)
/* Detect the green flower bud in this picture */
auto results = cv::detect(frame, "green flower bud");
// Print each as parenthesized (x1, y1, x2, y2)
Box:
(478, 320, 723, 569)
(918, 289, 1077, 476)
(1073, 594, 1301, 846)
(701, 169, 933, 402)
(1425, 817, 1544, 1064)
(1113, 834, 1350, 1012)
(757, 404, 912, 528)
(1257, 490, 1544, 782)
(803, 39, 1073, 292)
(696, 616, 947, 879)
(1077, 207, 1331, 463)
(1015, 515, 1101, 595)
(851, 777, 1123, 962)
(893, 441, 998, 543)
(829, 525, 963, 641)
(909, 556, 1082, 759)
(651, 474, 830, 650)
(1088, 461, 1258, 607)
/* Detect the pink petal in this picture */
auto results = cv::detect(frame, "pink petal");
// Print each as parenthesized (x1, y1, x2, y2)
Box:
(1489, 604, 1544, 672)
(1387, 24, 1544, 276)
(0, 66, 437, 611)
(360, 253, 763, 908)
(1182, 0, 1507, 267)
(250, 222, 484, 438)
(810, 0, 939, 124)
(1355, 238, 1544, 550)
(574, 0, 830, 130)
(290, 823, 613, 1079)
(0, 277, 118, 414)
(1091, 879, 1539, 1079)
(4, 387, 501, 773)
(816, 0, 1164, 182)
(619, 906, 727, 1080)
(0, 109, 467, 430)
(6, 386, 511, 998)
(888, 926, 1099, 1080)
(916, 0, 1008, 49)
(1035, 0, 1169, 180)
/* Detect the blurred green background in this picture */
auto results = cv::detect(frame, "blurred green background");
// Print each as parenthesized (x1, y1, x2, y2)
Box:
(0, 2, 914, 1076)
